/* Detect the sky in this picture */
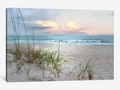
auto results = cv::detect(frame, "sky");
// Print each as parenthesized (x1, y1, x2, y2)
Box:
(7, 8, 114, 36)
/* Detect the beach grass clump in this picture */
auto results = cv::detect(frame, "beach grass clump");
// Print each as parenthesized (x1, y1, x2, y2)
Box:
(7, 46, 23, 60)
(24, 46, 36, 63)
(24, 46, 47, 64)
(48, 53, 66, 78)
(34, 48, 66, 78)
(16, 60, 24, 73)
(87, 64, 94, 80)
(71, 58, 94, 80)
(33, 49, 44, 66)
(23, 64, 31, 79)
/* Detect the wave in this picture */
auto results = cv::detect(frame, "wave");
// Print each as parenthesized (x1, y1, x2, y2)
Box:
(7, 35, 114, 46)
(54, 40, 113, 43)
(7, 39, 114, 46)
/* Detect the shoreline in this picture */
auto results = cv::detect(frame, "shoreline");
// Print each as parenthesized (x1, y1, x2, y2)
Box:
(6, 44, 114, 46)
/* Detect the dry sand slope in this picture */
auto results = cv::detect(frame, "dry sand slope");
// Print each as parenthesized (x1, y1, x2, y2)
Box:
(6, 44, 114, 82)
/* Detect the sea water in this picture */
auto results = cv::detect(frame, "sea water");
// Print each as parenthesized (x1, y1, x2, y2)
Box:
(7, 35, 114, 46)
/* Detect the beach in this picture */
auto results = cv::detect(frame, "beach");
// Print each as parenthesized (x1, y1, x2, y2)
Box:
(6, 44, 114, 82)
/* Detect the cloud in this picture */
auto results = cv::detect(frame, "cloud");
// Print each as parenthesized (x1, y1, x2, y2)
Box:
(35, 21, 80, 30)
(36, 21, 58, 27)
(35, 20, 98, 35)
(66, 21, 80, 30)
(79, 30, 98, 35)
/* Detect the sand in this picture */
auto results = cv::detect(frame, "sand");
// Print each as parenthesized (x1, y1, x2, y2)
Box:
(6, 44, 114, 82)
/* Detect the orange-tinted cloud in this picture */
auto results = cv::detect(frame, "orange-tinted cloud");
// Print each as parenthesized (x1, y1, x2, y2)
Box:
(79, 30, 98, 35)
(66, 21, 80, 30)
(36, 21, 58, 27)
(36, 21, 98, 35)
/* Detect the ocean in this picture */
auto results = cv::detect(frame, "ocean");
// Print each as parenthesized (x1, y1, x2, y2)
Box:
(7, 35, 114, 46)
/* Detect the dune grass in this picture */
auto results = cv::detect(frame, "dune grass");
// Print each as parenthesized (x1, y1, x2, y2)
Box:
(48, 51, 66, 78)
(23, 64, 31, 79)
(16, 60, 24, 73)
(8, 8, 23, 60)
(71, 58, 94, 80)
(87, 64, 94, 80)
